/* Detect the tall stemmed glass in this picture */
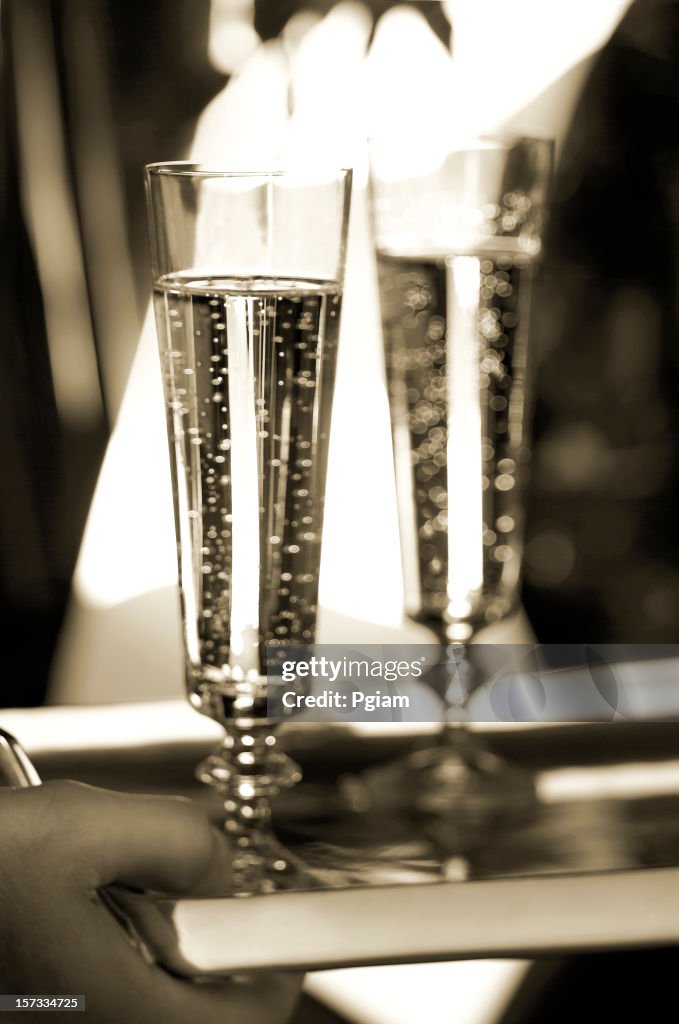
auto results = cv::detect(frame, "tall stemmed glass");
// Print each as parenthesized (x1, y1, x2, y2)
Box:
(371, 138, 552, 820)
(146, 165, 352, 892)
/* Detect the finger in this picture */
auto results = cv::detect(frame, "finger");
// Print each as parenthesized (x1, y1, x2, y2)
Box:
(28, 781, 232, 894)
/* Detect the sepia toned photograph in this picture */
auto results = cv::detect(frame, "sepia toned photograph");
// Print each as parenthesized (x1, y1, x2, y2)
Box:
(2, 0, 679, 1021)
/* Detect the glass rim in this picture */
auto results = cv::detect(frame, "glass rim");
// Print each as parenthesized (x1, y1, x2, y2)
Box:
(145, 162, 353, 179)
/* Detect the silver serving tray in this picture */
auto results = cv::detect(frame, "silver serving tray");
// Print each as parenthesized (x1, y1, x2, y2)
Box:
(3, 702, 679, 974)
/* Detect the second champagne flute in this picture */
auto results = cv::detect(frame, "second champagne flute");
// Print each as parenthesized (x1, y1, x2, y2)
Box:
(370, 138, 552, 850)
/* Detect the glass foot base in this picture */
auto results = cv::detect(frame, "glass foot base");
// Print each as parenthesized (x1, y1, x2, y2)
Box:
(410, 729, 537, 864)
(342, 727, 537, 869)
(227, 829, 310, 896)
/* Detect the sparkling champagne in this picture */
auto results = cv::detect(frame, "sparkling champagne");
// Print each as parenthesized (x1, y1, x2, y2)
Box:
(153, 274, 341, 695)
(377, 247, 534, 634)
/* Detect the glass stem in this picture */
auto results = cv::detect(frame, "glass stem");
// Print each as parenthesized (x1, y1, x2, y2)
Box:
(196, 721, 302, 893)
(221, 724, 279, 838)
(427, 638, 488, 761)
(440, 642, 475, 723)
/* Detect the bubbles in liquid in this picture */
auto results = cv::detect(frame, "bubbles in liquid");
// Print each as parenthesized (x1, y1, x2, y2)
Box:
(378, 248, 534, 628)
(153, 275, 341, 686)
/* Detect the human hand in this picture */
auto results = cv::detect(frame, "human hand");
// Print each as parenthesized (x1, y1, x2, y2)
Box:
(0, 781, 301, 1023)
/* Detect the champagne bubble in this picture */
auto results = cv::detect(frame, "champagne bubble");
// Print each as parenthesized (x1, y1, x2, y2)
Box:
(154, 274, 340, 676)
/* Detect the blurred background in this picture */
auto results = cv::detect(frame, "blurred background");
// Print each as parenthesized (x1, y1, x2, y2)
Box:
(4, 0, 679, 710)
(4, 3, 679, 1022)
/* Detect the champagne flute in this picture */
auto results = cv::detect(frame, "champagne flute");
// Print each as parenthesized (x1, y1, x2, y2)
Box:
(370, 138, 552, 843)
(145, 165, 352, 893)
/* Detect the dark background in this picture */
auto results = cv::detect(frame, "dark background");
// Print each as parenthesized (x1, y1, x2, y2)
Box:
(2, 0, 679, 706)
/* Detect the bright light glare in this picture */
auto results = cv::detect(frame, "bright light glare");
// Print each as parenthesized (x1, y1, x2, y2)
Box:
(447, 257, 484, 614)
(225, 300, 261, 670)
(539, 761, 679, 804)
(192, 39, 291, 166)
(442, 0, 632, 138)
(307, 961, 530, 1024)
(285, 2, 372, 175)
(364, 7, 456, 180)
(74, 308, 177, 609)
(208, 0, 259, 75)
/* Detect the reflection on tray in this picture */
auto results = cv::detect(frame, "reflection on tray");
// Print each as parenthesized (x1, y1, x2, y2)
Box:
(24, 717, 679, 887)
(274, 762, 679, 891)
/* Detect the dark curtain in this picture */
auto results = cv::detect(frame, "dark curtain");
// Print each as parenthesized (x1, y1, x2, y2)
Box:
(0, 0, 223, 706)
(0, 1, 102, 707)
(523, 0, 679, 644)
